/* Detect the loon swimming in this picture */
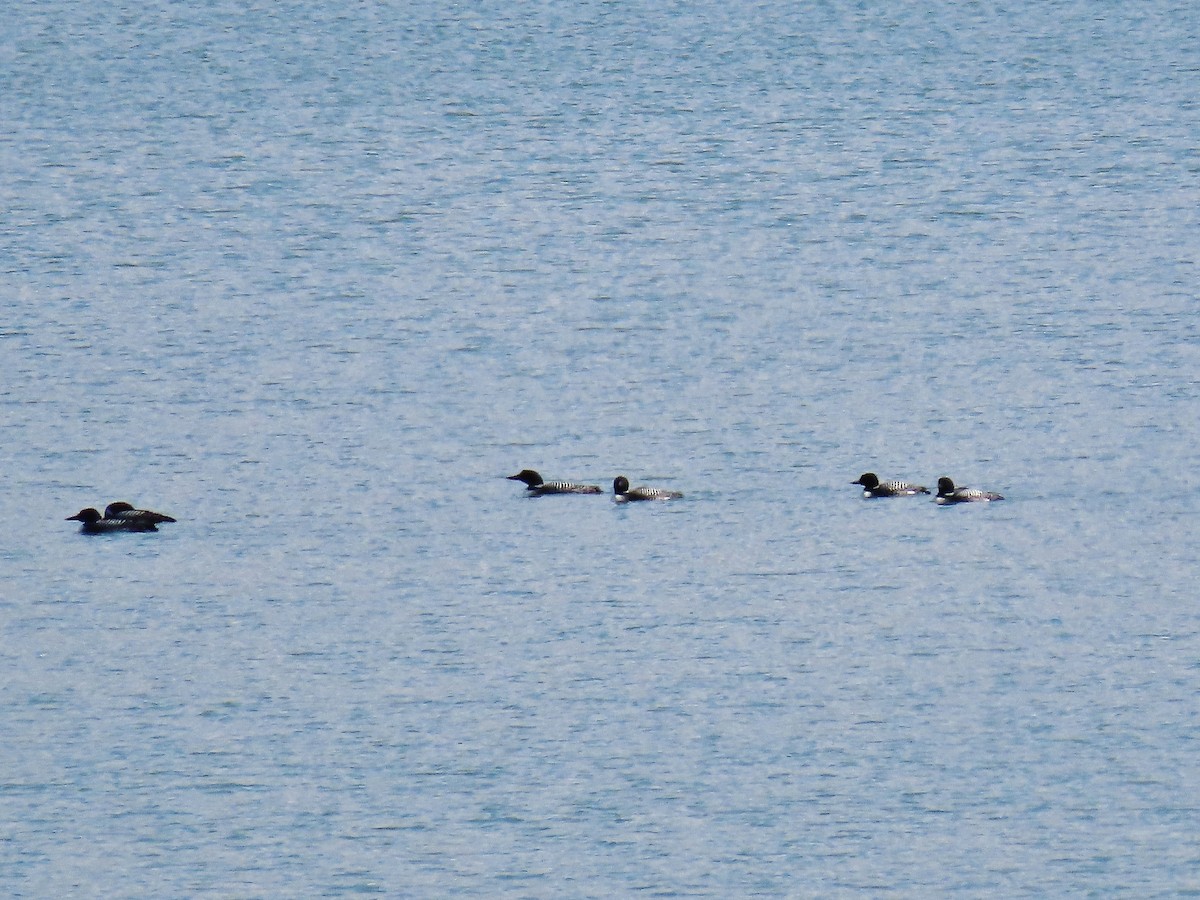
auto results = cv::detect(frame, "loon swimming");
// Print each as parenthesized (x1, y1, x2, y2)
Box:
(612, 475, 683, 502)
(852, 472, 930, 498)
(66, 502, 177, 533)
(507, 469, 602, 495)
(935, 477, 1004, 504)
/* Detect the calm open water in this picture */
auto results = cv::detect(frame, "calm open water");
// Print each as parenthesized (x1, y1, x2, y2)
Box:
(3, 1, 1199, 895)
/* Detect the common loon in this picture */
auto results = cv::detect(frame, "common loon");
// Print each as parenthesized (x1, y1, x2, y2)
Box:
(852, 472, 930, 498)
(507, 469, 602, 495)
(612, 475, 683, 502)
(66, 503, 177, 533)
(935, 477, 1004, 504)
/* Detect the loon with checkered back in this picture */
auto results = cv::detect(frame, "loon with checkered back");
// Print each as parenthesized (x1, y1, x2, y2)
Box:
(852, 472, 930, 498)
(935, 477, 1004, 504)
(507, 469, 602, 495)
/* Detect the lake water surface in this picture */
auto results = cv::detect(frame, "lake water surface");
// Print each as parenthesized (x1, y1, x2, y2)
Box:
(3, 1, 1199, 895)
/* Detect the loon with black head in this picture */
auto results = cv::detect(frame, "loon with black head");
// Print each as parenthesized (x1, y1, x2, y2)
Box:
(852, 472, 930, 498)
(612, 475, 683, 502)
(507, 469, 602, 496)
(66, 503, 176, 533)
(935, 477, 1004, 504)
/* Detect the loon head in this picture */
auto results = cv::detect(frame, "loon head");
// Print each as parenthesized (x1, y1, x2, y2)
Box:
(852, 473, 880, 489)
(612, 476, 630, 495)
(66, 508, 103, 524)
(507, 469, 544, 488)
(936, 477, 956, 496)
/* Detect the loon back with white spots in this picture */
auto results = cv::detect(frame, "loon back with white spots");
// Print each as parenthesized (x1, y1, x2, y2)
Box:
(506, 469, 602, 495)
(935, 476, 1004, 504)
(852, 472, 930, 498)
(612, 475, 683, 502)
(104, 501, 177, 525)
(66, 504, 175, 533)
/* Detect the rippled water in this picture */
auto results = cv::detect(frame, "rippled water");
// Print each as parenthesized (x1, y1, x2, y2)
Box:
(3, 1, 1199, 895)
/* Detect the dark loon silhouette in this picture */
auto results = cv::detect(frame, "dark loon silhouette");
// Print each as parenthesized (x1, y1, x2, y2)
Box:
(506, 469, 602, 495)
(852, 472, 930, 498)
(612, 475, 683, 502)
(66, 503, 176, 533)
(935, 477, 1004, 504)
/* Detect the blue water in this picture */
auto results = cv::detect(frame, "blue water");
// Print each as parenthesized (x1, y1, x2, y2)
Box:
(3, 1, 1199, 895)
